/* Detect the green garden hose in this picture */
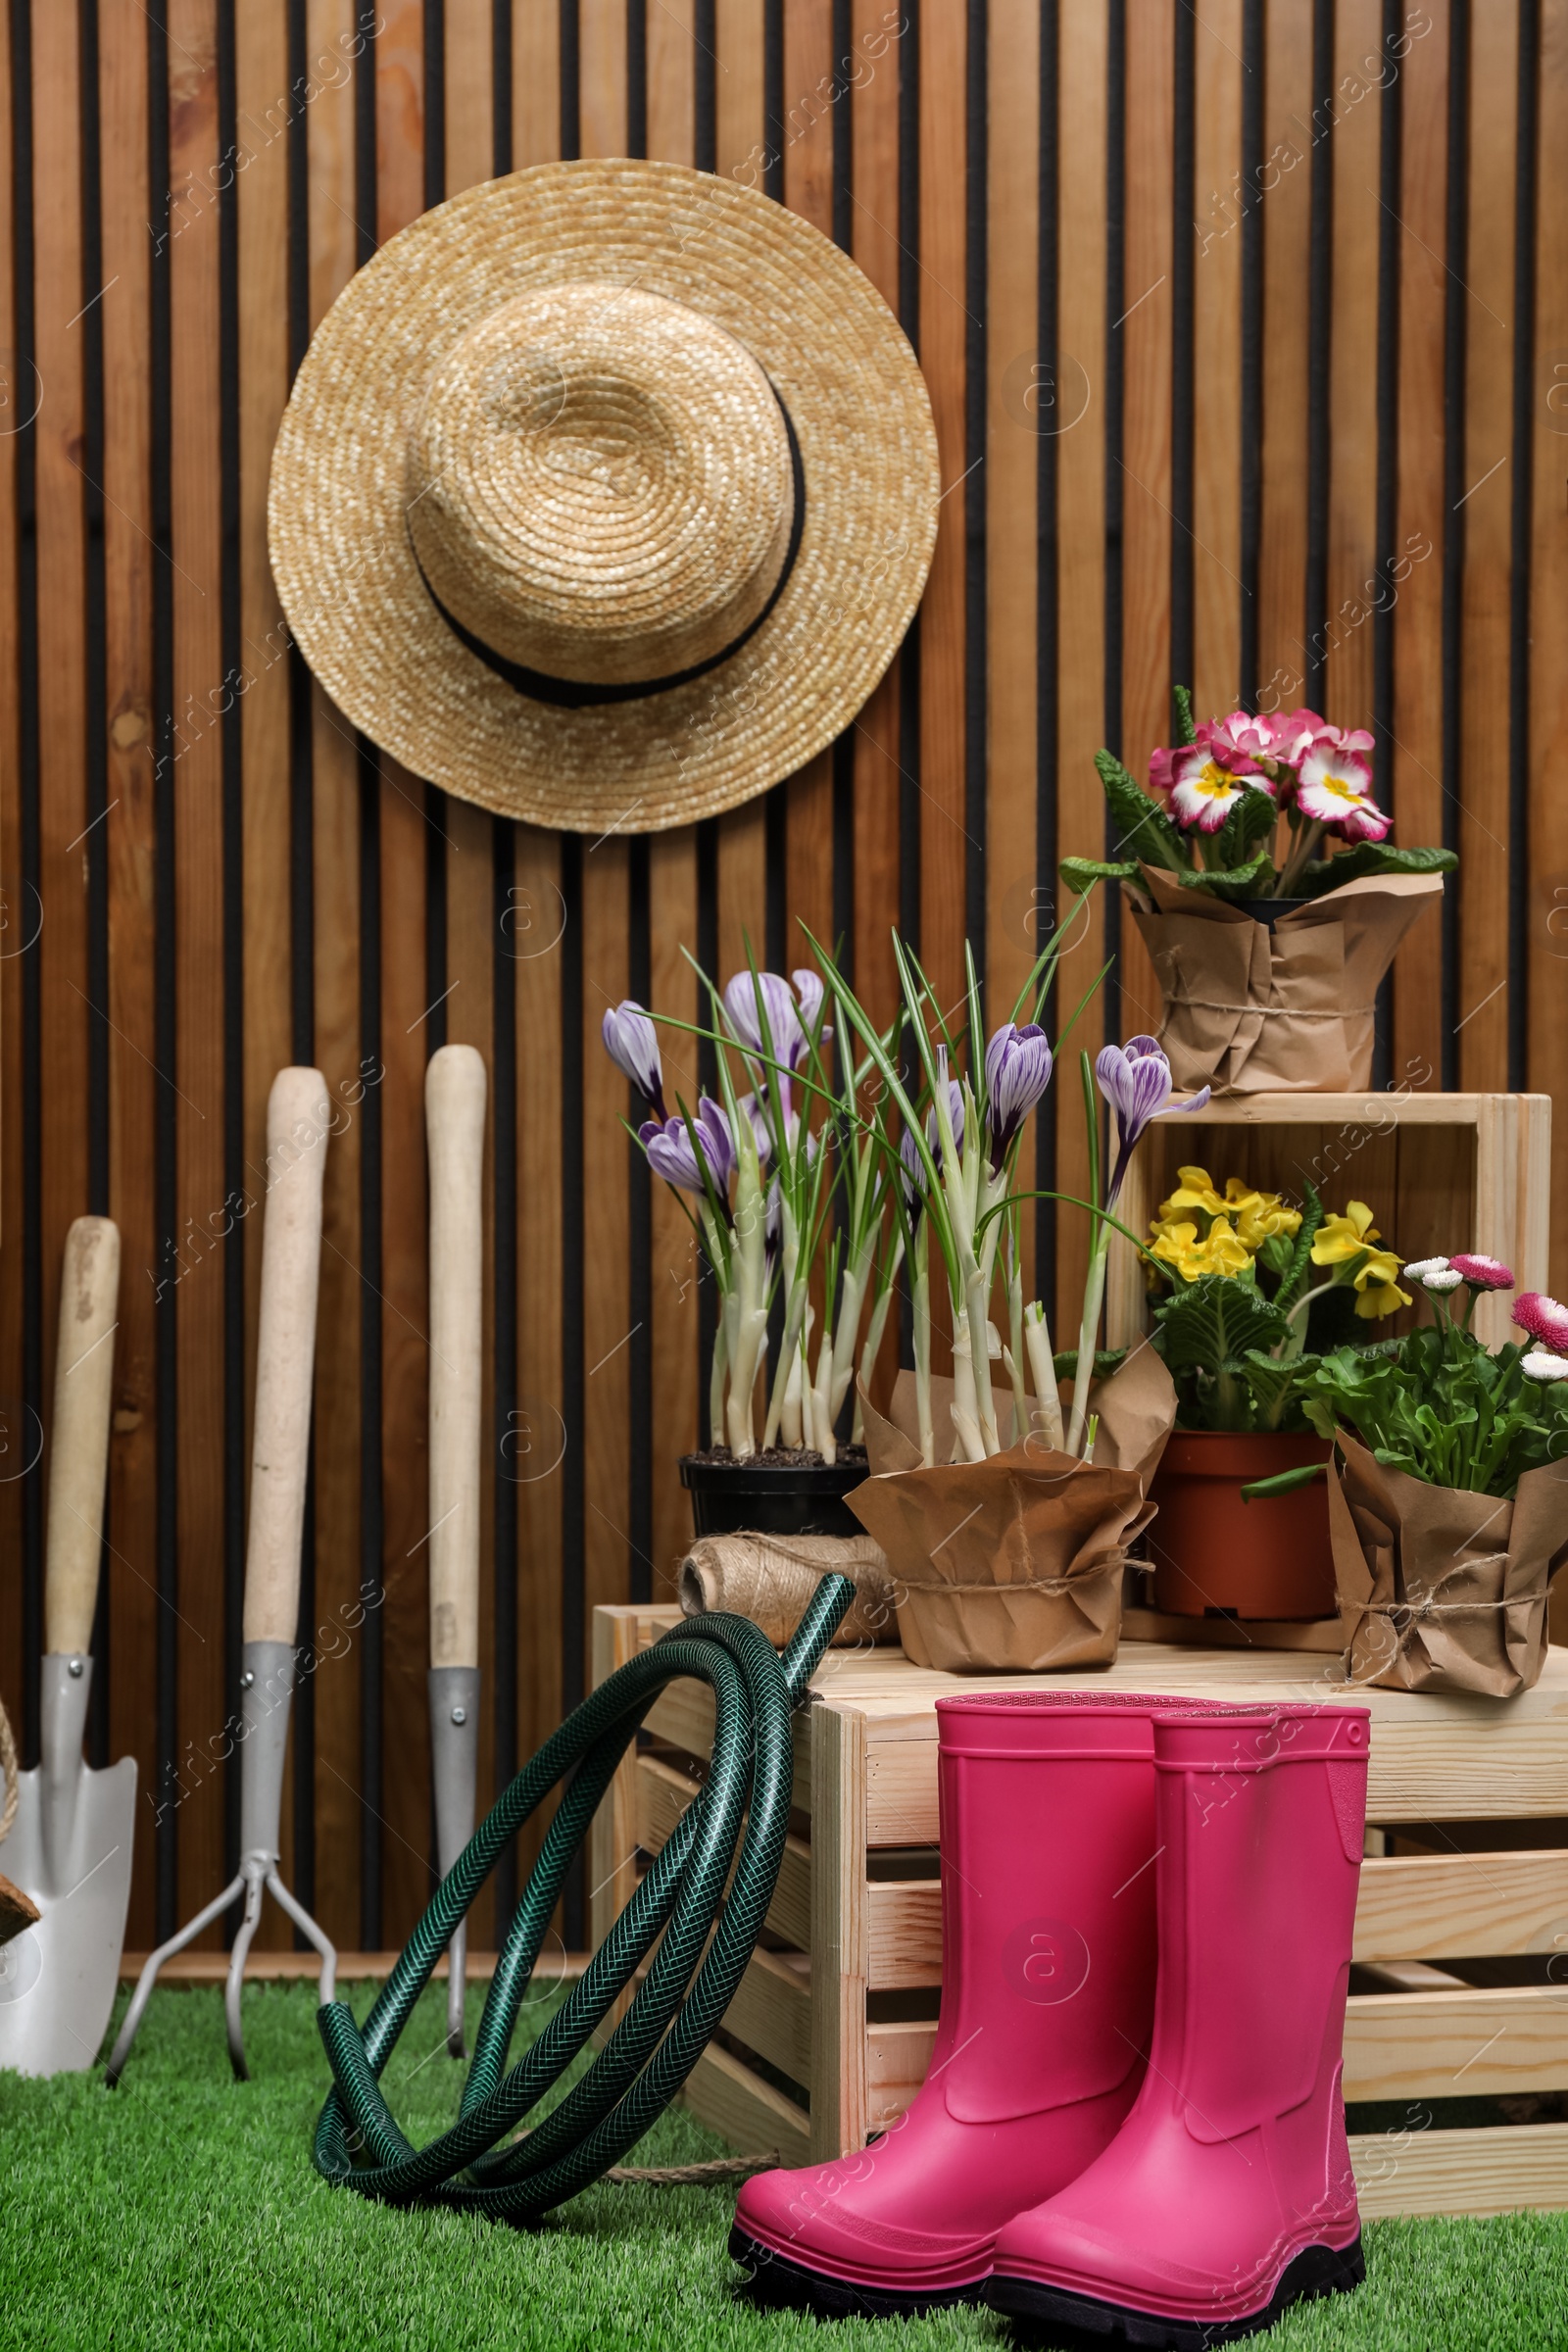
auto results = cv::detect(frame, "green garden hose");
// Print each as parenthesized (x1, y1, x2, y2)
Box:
(315, 1576, 853, 2218)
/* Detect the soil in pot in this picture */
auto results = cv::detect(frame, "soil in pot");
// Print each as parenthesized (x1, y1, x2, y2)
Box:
(680, 1446, 870, 1540)
(1148, 1431, 1334, 1620)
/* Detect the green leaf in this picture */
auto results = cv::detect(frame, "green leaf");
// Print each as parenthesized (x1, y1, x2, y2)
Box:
(1274, 1180, 1324, 1313)
(1059, 856, 1144, 895)
(1093, 749, 1190, 872)
(1173, 683, 1198, 747)
(1053, 1347, 1127, 1384)
(1152, 1273, 1291, 1376)
(1212, 781, 1281, 872)
(1175, 851, 1274, 902)
(1241, 1460, 1327, 1501)
(1239, 1347, 1303, 1431)
(1296, 841, 1459, 901)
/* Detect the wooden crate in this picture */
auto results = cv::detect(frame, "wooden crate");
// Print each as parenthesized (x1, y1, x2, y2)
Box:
(591, 1605, 1568, 2218)
(1105, 1090, 1551, 1355)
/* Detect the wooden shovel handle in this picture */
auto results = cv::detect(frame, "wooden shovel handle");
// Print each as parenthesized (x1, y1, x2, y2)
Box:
(45, 1215, 121, 1656)
(426, 1045, 486, 1670)
(243, 1068, 330, 1643)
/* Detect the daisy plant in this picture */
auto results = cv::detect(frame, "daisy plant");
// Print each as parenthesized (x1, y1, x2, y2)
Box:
(1283, 1255, 1568, 1498)
(1145, 1172, 1412, 1434)
(1062, 686, 1458, 906)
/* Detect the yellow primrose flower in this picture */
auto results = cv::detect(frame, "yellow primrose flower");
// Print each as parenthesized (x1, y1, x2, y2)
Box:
(1155, 1166, 1228, 1226)
(1310, 1201, 1381, 1265)
(1229, 1183, 1301, 1251)
(1353, 1249, 1412, 1319)
(1197, 1217, 1254, 1278)
(1150, 1220, 1206, 1279)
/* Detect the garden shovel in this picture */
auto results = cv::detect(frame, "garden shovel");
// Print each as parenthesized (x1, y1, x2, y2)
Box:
(425, 1044, 486, 2057)
(107, 1069, 337, 2083)
(0, 1216, 135, 2076)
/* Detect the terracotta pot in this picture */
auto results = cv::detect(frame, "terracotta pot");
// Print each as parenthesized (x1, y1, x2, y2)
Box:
(1148, 1431, 1335, 1620)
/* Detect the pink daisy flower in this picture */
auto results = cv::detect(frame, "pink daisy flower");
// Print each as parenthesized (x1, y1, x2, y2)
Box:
(1449, 1252, 1515, 1292)
(1295, 743, 1392, 842)
(1514, 1292, 1568, 1353)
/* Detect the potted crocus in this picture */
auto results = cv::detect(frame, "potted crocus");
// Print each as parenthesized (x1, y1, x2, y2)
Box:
(1141, 1173, 1409, 1620)
(810, 927, 1210, 1670)
(1282, 1260, 1568, 1694)
(603, 967, 905, 1537)
(1062, 689, 1457, 1093)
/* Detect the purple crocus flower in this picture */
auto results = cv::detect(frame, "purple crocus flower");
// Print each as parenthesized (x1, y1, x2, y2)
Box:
(722, 969, 805, 1067)
(601, 999, 666, 1120)
(984, 1022, 1054, 1170)
(735, 1092, 773, 1164)
(640, 1098, 734, 1199)
(791, 968, 831, 1056)
(899, 1083, 965, 1216)
(1095, 1035, 1210, 1205)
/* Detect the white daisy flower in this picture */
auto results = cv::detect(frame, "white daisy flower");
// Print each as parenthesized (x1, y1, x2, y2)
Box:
(1402, 1256, 1450, 1282)
(1522, 1350, 1568, 1383)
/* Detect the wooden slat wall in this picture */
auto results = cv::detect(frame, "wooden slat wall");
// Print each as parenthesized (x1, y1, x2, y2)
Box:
(1, 2, 1563, 1955)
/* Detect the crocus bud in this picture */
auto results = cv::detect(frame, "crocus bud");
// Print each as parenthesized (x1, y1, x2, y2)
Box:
(983, 1022, 1054, 1169)
(601, 1000, 666, 1120)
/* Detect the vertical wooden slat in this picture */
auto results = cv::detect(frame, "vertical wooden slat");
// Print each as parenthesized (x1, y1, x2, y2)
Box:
(1257, 0, 1311, 720)
(915, 0, 966, 1016)
(1193, 0, 1244, 714)
(304, 0, 368, 1953)
(372, 15, 430, 1945)
(1324, 0, 1383, 729)
(645, 0, 700, 1590)
(234, 2, 298, 1946)
(95, 0, 160, 1947)
(29, 0, 89, 1782)
(984, 0, 1039, 1201)
(1390, 0, 1450, 1097)
(1455, 6, 1517, 1090)
(167, 0, 228, 1932)
(1117, 9, 1172, 1041)
(1053, 4, 1107, 1338)
(781, 0, 835, 974)
(1533, 0, 1568, 1316)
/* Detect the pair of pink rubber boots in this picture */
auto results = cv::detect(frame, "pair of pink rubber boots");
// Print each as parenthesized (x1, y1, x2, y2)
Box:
(731, 1690, 1371, 2344)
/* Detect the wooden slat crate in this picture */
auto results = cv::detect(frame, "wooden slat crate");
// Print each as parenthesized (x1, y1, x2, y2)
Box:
(1105, 1089, 1551, 1355)
(590, 1605, 1568, 2218)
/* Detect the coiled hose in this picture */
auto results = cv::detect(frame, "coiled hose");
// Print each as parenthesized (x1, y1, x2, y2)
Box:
(315, 1576, 853, 2218)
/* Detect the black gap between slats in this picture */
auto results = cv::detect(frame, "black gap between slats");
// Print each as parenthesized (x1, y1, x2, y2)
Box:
(1372, 0, 1403, 1094)
(1102, 0, 1125, 1047)
(964, 0, 987, 997)
(1441, 0, 1468, 1086)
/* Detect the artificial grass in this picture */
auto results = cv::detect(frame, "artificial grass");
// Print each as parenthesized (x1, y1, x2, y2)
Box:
(1, 1981, 1565, 2351)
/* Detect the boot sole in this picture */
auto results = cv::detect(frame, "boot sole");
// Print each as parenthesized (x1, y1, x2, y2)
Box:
(728, 2223, 986, 2320)
(985, 2233, 1365, 2347)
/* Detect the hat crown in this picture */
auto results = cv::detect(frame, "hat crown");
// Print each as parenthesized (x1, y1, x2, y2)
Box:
(406, 281, 796, 688)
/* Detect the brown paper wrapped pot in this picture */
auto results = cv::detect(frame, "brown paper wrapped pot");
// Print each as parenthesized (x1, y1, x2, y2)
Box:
(1329, 1431, 1568, 1695)
(847, 1344, 1177, 1672)
(1128, 865, 1444, 1093)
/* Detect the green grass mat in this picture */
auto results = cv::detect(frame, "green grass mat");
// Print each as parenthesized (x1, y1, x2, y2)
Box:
(1, 1981, 1565, 2349)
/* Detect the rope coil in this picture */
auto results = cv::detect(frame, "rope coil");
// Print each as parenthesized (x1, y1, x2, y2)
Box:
(316, 1577, 852, 2219)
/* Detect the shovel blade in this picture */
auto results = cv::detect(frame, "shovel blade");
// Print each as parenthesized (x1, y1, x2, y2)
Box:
(0, 1758, 137, 2077)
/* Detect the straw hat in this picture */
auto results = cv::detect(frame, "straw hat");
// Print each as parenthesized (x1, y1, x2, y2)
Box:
(269, 157, 941, 834)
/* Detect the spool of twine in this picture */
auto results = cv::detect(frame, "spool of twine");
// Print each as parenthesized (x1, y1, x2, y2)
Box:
(678, 1533, 898, 1647)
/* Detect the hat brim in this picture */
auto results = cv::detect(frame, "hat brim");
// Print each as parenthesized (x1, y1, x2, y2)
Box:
(268, 157, 941, 835)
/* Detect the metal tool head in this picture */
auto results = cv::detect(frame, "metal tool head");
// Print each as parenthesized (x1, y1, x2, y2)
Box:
(0, 1658, 136, 2078)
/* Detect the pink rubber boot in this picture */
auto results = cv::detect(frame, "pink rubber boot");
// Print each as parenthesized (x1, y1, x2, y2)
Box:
(731, 1692, 1217, 2319)
(987, 1702, 1371, 2345)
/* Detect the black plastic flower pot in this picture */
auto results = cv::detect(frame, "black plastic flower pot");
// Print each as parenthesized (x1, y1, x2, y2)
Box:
(1238, 896, 1310, 928)
(679, 1449, 870, 1539)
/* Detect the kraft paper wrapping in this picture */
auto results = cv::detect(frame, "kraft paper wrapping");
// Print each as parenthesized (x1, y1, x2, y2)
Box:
(1128, 866, 1444, 1093)
(1329, 1432, 1568, 1695)
(848, 1343, 1178, 1672)
(677, 1532, 899, 1647)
